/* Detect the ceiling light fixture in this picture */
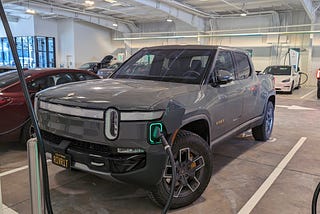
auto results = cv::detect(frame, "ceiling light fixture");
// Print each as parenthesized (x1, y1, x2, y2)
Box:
(84, 0, 95, 6)
(105, 0, 117, 3)
(26, 8, 36, 14)
(166, 18, 173, 22)
(240, 13, 247, 17)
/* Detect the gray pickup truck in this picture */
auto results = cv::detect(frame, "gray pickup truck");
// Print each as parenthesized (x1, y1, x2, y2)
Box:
(35, 45, 275, 208)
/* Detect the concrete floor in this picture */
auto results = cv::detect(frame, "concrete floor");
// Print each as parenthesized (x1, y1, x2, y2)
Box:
(1, 86, 320, 214)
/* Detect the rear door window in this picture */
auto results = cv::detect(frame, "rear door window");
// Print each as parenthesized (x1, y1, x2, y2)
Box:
(55, 73, 74, 85)
(234, 52, 251, 79)
(27, 76, 55, 91)
(214, 50, 235, 78)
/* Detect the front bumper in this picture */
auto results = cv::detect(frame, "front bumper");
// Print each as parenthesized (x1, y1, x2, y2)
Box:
(38, 108, 167, 189)
(275, 82, 292, 92)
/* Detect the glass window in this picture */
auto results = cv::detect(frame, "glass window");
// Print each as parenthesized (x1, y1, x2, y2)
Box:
(74, 73, 98, 81)
(2, 38, 13, 66)
(214, 50, 235, 78)
(263, 66, 291, 75)
(234, 52, 251, 79)
(27, 76, 55, 91)
(0, 70, 24, 88)
(55, 73, 74, 85)
(0, 39, 3, 66)
(113, 49, 214, 84)
(0, 36, 37, 68)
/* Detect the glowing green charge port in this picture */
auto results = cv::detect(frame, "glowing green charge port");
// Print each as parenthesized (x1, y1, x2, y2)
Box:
(149, 122, 163, 145)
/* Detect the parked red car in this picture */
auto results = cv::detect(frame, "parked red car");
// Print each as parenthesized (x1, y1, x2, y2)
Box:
(0, 68, 99, 143)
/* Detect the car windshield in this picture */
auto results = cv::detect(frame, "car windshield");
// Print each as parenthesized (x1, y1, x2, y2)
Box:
(112, 49, 214, 84)
(0, 70, 27, 88)
(264, 66, 291, 75)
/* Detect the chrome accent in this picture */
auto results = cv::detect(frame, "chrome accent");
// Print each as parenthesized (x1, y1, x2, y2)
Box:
(90, 162, 105, 167)
(39, 101, 104, 119)
(105, 108, 119, 140)
(117, 148, 145, 154)
(120, 111, 163, 121)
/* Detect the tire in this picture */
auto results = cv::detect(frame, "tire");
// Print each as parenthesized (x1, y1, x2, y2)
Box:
(20, 120, 35, 144)
(289, 81, 294, 94)
(148, 130, 213, 209)
(296, 77, 301, 89)
(317, 81, 320, 99)
(252, 101, 274, 141)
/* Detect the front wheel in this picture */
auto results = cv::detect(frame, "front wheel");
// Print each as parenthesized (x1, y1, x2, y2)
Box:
(148, 130, 213, 209)
(252, 101, 274, 141)
(289, 81, 294, 94)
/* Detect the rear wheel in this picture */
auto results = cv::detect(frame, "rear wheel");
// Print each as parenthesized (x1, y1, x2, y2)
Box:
(20, 120, 35, 144)
(148, 130, 213, 209)
(252, 101, 274, 141)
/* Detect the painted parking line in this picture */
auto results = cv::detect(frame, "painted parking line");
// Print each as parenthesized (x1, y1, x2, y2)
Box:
(1, 178, 18, 214)
(0, 160, 51, 214)
(300, 89, 316, 99)
(238, 137, 307, 214)
(0, 160, 51, 177)
(2, 205, 18, 214)
(0, 165, 29, 178)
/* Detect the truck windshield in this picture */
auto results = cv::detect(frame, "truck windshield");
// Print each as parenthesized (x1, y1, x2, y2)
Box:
(264, 66, 291, 75)
(112, 49, 215, 84)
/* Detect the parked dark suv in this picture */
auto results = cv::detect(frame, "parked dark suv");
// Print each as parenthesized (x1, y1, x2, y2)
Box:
(35, 46, 275, 209)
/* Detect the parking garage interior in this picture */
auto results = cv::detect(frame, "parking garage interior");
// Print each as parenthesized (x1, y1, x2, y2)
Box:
(1, 0, 320, 214)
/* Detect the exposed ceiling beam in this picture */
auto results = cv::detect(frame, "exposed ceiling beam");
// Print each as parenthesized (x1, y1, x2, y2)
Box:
(219, 0, 247, 13)
(4, 1, 135, 32)
(299, 0, 316, 22)
(131, 0, 207, 31)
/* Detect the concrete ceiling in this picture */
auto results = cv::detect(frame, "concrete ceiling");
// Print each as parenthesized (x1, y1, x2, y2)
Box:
(2, 0, 320, 32)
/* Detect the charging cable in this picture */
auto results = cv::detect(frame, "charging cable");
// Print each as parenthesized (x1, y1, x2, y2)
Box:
(312, 182, 320, 214)
(154, 128, 177, 214)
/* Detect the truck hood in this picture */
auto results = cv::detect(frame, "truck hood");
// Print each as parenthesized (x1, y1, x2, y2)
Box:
(37, 78, 199, 110)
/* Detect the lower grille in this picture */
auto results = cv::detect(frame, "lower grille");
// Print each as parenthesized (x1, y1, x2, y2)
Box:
(41, 130, 146, 173)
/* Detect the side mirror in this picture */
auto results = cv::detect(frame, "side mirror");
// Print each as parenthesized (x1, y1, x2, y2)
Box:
(255, 70, 261, 74)
(216, 69, 234, 84)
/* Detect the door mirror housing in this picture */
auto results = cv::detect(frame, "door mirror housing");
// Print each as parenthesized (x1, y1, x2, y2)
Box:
(255, 70, 261, 74)
(216, 69, 234, 84)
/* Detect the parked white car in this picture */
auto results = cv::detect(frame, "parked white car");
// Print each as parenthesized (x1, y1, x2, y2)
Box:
(263, 65, 300, 93)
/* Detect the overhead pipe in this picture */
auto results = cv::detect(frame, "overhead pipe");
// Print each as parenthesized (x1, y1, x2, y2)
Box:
(114, 30, 320, 41)
(126, 23, 320, 36)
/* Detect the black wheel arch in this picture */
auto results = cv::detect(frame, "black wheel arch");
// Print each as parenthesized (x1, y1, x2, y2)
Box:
(180, 115, 211, 145)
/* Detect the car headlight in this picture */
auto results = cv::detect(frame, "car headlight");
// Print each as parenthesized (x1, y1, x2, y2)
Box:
(104, 110, 164, 140)
(282, 78, 291, 83)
